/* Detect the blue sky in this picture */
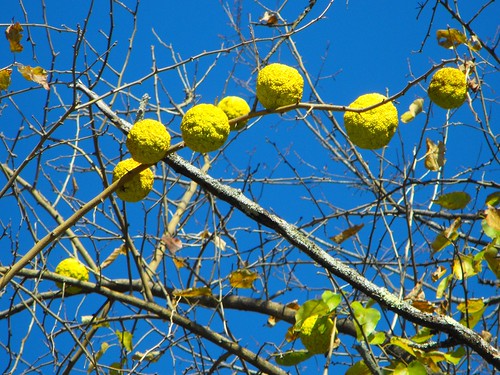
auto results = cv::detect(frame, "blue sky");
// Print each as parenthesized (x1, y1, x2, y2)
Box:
(1, 1, 499, 374)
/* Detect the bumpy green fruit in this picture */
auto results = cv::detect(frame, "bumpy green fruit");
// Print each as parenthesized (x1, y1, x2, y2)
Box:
(428, 67, 467, 109)
(126, 119, 171, 164)
(181, 104, 230, 153)
(299, 315, 334, 354)
(112, 158, 154, 202)
(217, 96, 251, 131)
(55, 258, 89, 294)
(343, 93, 398, 149)
(256, 63, 304, 110)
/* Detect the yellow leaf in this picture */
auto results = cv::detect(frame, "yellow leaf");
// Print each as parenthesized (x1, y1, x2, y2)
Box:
(485, 205, 500, 232)
(87, 342, 110, 374)
(172, 287, 212, 298)
(484, 244, 500, 279)
(409, 98, 424, 115)
(457, 298, 484, 314)
(101, 244, 127, 269)
(267, 315, 278, 327)
(229, 269, 259, 289)
(0, 69, 12, 91)
(401, 98, 424, 123)
(5, 22, 24, 52)
(115, 330, 133, 352)
(467, 35, 482, 51)
(403, 280, 424, 301)
(390, 337, 417, 357)
(436, 275, 452, 299)
(431, 218, 461, 254)
(412, 300, 436, 313)
(457, 299, 485, 329)
(81, 315, 110, 328)
(424, 138, 445, 171)
(132, 351, 162, 362)
(400, 111, 415, 123)
(172, 257, 186, 269)
(17, 64, 50, 90)
(431, 265, 447, 282)
(285, 325, 299, 342)
(433, 191, 471, 210)
(453, 253, 481, 280)
(331, 223, 364, 244)
(436, 28, 467, 49)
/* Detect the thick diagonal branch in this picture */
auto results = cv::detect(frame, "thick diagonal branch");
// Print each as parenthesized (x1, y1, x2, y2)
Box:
(164, 153, 500, 370)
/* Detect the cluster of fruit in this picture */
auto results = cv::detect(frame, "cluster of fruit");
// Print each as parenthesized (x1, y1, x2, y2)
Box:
(54, 64, 467, 293)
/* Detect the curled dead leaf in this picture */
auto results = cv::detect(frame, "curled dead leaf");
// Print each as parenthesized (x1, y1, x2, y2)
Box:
(0, 69, 12, 91)
(331, 224, 364, 244)
(17, 64, 50, 90)
(229, 269, 259, 289)
(424, 138, 446, 171)
(5, 22, 23, 52)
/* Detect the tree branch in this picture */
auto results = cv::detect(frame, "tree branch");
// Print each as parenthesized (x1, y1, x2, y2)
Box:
(164, 153, 500, 370)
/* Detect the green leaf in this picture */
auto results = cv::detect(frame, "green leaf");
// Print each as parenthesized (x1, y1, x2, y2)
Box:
(433, 192, 471, 210)
(368, 331, 385, 345)
(406, 360, 428, 375)
(436, 28, 467, 49)
(482, 216, 500, 240)
(443, 347, 465, 365)
(351, 301, 381, 340)
(389, 337, 417, 357)
(109, 362, 123, 375)
(294, 299, 329, 331)
(116, 330, 133, 352)
(485, 191, 500, 207)
(87, 342, 109, 374)
(132, 350, 162, 363)
(273, 350, 312, 366)
(431, 218, 461, 254)
(321, 291, 341, 312)
(436, 274, 452, 299)
(412, 326, 434, 344)
(345, 360, 371, 375)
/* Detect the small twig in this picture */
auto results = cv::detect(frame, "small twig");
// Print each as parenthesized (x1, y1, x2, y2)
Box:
(0, 163, 151, 290)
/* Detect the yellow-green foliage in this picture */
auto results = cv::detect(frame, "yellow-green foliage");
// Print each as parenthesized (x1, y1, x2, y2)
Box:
(112, 158, 154, 202)
(428, 67, 467, 109)
(256, 63, 304, 110)
(55, 258, 89, 294)
(299, 315, 334, 354)
(181, 104, 230, 153)
(217, 96, 251, 131)
(126, 119, 171, 164)
(344, 93, 399, 149)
